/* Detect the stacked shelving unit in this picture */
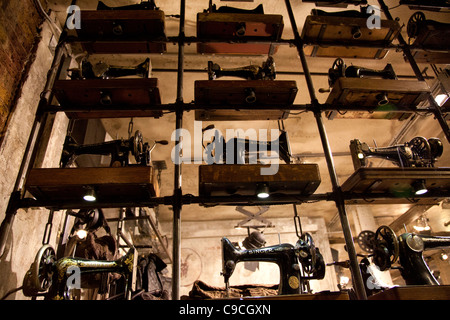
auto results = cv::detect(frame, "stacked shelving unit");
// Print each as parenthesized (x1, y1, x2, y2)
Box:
(0, 0, 449, 300)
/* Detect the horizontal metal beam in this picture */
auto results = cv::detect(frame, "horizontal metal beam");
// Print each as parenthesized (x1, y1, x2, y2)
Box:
(43, 103, 441, 114)
(17, 190, 448, 210)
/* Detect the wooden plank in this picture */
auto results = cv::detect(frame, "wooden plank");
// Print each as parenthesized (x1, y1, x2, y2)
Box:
(197, 12, 283, 54)
(302, 16, 400, 45)
(369, 285, 450, 300)
(199, 164, 321, 197)
(53, 79, 163, 119)
(75, 10, 167, 53)
(25, 167, 158, 203)
(341, 167, 450, 203)
(195, 109, 289, 121)
(77, 10, 166, 41)
(241, 291, 350, 300)
(301, 15, 400, 59)
(197, 12, 283, 39)
(195, 80, 298, 106)
(325, 78, 430, 120)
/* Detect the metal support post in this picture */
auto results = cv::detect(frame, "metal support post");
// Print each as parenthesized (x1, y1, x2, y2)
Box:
(172, 0, 186, 301)
(378, 0, 450, 143)
(284, 0, 367, 300)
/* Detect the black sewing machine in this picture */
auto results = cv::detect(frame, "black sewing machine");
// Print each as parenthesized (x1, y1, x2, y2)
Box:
(203, 127, 292, 165)
(208, 57, 276, 81)
(349, 136, 443, 170)
(373, 226, 450, 285)
(22, 244, 135, 300)
(69, 58, 151, 80)
(407, 11, 450, 50)
(326, 58, 397, 91)
(221, 233, 325, 295)
(97, 0, 159, 11)
(61, 130, 168, 168)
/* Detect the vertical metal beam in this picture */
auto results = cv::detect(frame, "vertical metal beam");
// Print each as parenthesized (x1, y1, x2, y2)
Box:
(377, 0, 450, 143)
(284, 0, 367, 300)
(172, 0, 186, 301)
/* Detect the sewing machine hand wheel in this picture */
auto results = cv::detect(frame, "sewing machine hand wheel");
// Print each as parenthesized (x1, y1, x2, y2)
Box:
(299, 233, 317, 275)
(373, 226, 399, 271)
(407, 11, 425, 39)
(133, 130, 144, 160)
(409, 136, 431, 162)
(31, 245, 56, 292)
(329, 58, 346, 88)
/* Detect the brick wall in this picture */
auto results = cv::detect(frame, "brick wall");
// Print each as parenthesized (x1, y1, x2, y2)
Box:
(0, 0, 43, 145)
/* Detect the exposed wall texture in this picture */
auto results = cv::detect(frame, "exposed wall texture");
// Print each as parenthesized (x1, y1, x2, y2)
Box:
(0, 0, 43, 146)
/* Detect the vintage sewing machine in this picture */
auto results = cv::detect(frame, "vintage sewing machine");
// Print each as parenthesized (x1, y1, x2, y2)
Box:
(97, 0, 159, 11)
(69, 58, 151, 80)
(208, 57, 276, 81)
(349, 136, 443, 170)
(324, 58, 397, 101)
(407, 11, 450, 63)
(324, 57, 430, 120)
(221, 233, 325, 295)
(203, 128, 291, 165)
(372, 226, 450, 285)
(60, 130, 168, 168)
(326, 57, 397, 91)
(22, 244, 135, 299)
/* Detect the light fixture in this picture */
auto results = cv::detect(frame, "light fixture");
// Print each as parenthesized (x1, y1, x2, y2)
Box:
(440, 251, 449, 261)
(413, 215, 431, 232)
(256, 184, 270, 199)
(75, 229, 88, 240)
(83, 187, 97, 202)
(412, 179, 428, 196)
(435, 93, 449, 106)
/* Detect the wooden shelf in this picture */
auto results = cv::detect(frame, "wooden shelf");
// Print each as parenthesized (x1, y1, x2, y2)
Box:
(199, 164, 321, 199)
(369, 285, 450, 300)
(75, 10, 167, 53)
(325, 78, 430, 120)
(341, 167, 450, 204)
(196, 12, 283, 54)
(52, 78, 163, 119)
(194, 80, 297, 121)
(25, 167, 159, 204)
(301, 15, 400, 59)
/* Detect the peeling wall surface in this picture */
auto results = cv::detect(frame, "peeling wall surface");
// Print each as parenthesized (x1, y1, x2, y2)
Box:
(0, 0, 43, 144)
(0, 17, 68, 299)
